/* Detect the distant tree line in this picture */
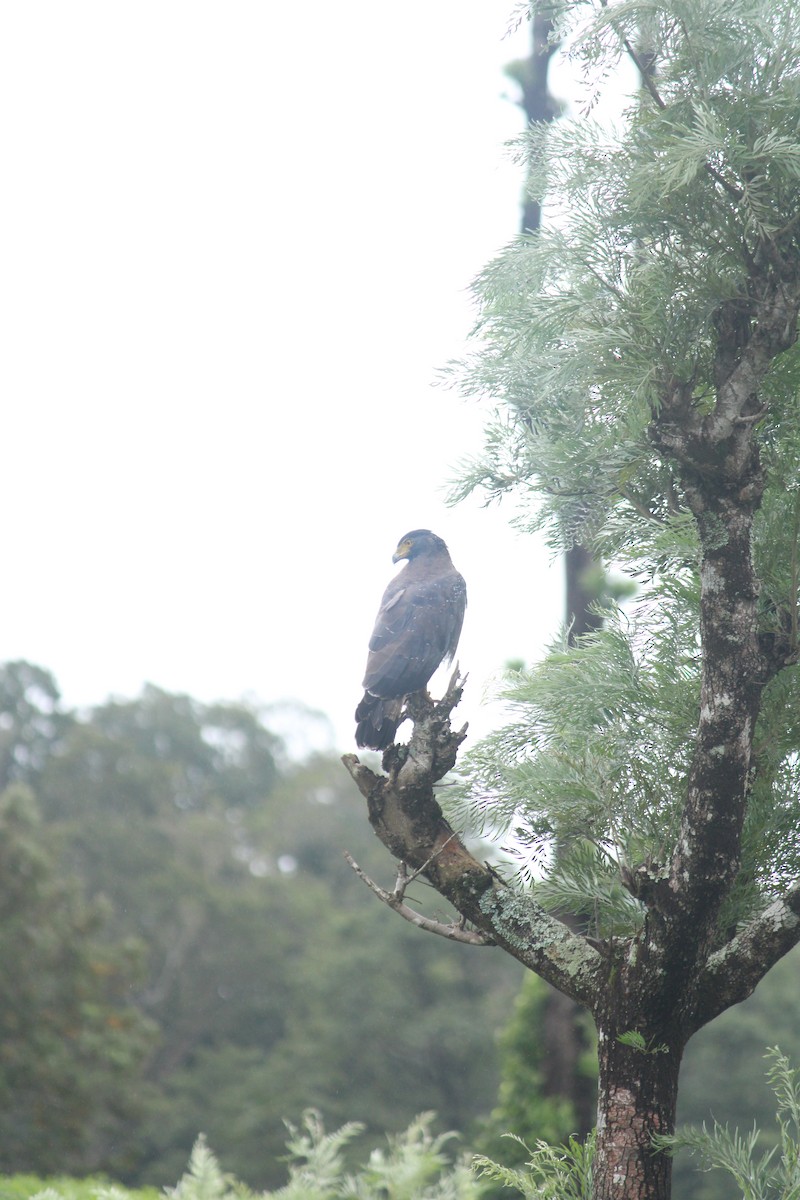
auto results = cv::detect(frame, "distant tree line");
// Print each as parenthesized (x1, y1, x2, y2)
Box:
(0, 659, 796, 1197)
(0, 661, 522, 1187)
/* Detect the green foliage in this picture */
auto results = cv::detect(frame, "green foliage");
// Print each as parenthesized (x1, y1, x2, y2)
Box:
(445, 0, 800, 938)
(0, 783, 154, 1176)
(167, 1137, 241, 1200)
(673, 948, 800, 1200)
(0, 1179, 158, 1200)
(0, 662, 72, 792)
(478, 973, 596, 1174)
(453, 0, 800, 549)
(447, 600, 701, 934)
(616, 1031, 669, 1056)
(0, 662, 522, 1188)
(14, 1116, 483, 1200)
(266, 1110, 479, 1200)
(455, 0, 800, 534)
(474, 1131, 595, 1200)
(269, 1113, 364, 1200)
(659, 1048, 800, 1199)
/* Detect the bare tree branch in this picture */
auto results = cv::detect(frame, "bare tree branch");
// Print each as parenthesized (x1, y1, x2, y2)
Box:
(343, 851, 494, 945)
(691, 882, 800, 1029)
(341, 671, 604, 1007)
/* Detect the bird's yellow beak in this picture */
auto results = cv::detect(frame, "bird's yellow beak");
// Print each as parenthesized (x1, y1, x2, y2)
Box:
(392, 538, 412, 563)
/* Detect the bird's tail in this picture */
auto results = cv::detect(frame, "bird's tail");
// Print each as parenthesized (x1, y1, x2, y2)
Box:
(354, 693, 402, 750)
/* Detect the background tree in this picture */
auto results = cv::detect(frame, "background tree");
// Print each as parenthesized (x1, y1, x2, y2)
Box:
(343, 2, 800, 1198)
(486, 8, 606, 1161)
(0, 662, 523, 1188)
(0, 782, 153, 1176)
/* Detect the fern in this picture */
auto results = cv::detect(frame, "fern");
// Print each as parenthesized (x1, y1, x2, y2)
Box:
(657, 1048, 800, 1198)
(167, 1136, 242, 1200)
(29, 1114, 483, 1200)
(474, 1131, 595, 1200)
(270, 1110, 363, 1199)
(347, 1114, 476, 1200)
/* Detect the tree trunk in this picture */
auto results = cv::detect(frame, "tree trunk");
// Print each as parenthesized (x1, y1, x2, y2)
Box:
(517, 8, 601, 1145)
(593, 1024, 682, 1200)
(565, 543, 604, 640)
(520, 7, 558, 235)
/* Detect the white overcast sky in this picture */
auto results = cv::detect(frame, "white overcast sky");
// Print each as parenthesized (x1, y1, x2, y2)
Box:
(0, 3, 631, 752)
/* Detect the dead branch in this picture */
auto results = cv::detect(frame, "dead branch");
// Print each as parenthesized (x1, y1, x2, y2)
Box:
(341, 670, 603, 1006)
(343, 852, 494, 946)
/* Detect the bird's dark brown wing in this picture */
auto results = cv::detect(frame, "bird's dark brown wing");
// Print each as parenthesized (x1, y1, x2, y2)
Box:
(362, 571, 466, 699)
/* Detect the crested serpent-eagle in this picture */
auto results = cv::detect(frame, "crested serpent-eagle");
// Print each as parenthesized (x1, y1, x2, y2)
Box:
(355, 529, 466, 750)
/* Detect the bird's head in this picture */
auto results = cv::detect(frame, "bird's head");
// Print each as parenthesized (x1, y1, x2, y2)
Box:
(392, 529, 447, 563)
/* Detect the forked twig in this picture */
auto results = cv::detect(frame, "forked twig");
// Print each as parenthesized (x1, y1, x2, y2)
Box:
(343, 851, 493, 946)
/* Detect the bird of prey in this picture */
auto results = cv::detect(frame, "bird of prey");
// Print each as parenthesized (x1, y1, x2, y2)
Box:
(355, 529, 466, 750)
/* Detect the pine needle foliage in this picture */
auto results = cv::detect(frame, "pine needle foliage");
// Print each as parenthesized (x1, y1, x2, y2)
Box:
(657, 1048, 800, 1198)
(448, 593, 703, 934)
(452, 0, 800, 555)
(445, 0, 800, 938)
(474, 1131, 595, 1200)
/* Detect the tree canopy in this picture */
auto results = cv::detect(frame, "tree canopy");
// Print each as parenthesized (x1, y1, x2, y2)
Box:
(343, 2, 800, 1197)
(0, 661, 523, 1187)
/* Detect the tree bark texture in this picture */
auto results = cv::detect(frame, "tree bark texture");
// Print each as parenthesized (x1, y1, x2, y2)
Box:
(519, 6, 558, 235)
(593, 1026, 682, 1200)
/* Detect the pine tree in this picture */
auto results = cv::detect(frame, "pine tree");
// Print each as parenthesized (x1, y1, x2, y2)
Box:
(343, 3, 800, 1198)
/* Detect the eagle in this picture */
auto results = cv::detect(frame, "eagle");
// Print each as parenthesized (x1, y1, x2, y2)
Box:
(355, 529, 467, 750)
